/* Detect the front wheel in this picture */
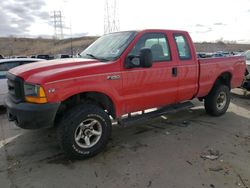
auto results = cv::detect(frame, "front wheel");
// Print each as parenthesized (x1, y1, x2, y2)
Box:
(204, 85, 230, 116)
(57, 104, 111, 159)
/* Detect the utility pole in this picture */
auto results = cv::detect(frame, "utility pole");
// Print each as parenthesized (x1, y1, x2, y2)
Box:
(70, 20, 73, 57)
(104, 0, 120, 34)
(51, 11, 64, 39)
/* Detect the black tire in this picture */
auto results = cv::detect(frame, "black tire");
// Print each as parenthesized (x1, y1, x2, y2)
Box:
(204, 85, 230, 116)
(57, 104, 111, 159)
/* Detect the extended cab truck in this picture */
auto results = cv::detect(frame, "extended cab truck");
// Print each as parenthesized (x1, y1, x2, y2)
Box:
(5, 29, 246, 159)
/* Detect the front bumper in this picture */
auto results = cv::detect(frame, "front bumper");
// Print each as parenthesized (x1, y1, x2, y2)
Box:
(5, 96, 60, 129)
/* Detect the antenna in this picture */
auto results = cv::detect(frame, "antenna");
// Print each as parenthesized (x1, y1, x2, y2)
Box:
(51, 11, 64, 39)
(104, 0, 120, 34)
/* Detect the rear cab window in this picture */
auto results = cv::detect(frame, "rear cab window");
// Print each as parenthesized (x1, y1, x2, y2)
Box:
(174, 34, 192, 60)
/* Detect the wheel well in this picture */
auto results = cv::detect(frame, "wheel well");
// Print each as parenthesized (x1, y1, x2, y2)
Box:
(55, 92, 116, 124)
(214, 72, 232, 89)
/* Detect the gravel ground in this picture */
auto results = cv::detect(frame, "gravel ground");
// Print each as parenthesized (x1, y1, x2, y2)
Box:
(0, 88, 249, 188)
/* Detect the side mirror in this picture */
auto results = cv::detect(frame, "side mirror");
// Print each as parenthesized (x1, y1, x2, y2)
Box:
(139, 48, 153, 68)
(125, 48, 153, 68)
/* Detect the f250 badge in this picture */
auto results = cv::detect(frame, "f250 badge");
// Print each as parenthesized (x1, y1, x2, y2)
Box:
(48, 88, 56, 93)
(107, 75, 120, 80)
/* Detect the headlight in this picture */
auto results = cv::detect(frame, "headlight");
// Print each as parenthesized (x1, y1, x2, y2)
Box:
(24, 83, 47, 103)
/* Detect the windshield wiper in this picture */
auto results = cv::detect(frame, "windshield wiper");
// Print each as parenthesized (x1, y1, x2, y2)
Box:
(86, 53, 109, 62)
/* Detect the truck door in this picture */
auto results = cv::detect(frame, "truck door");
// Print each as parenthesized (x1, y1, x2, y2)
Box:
(173, 33, 198, 102)
(121, 32, 179, 114)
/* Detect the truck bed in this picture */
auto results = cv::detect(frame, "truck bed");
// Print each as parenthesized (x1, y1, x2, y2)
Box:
(197, 56, 246, 97)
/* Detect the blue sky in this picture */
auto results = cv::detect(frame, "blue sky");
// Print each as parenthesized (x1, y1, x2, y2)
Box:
(1, 0, 250, 43)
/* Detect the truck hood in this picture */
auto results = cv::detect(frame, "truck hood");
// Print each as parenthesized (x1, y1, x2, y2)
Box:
(9, 58, 112, 84)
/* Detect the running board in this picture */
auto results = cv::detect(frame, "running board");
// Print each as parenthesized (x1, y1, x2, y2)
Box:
(117, 101, 194, 127)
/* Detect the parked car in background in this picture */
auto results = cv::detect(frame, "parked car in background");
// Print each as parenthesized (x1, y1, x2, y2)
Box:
(212, 51, 234, 58)
(54, 54, 71, 59)
(36, 54, 53, 60)
(197, 52, 213, 58)
(212, 51, 224, 57)
(242, 50, 250, 90)
(197, 52, 207, 58)
(0, 58, 44, 106)
(17, 56, 28, 58)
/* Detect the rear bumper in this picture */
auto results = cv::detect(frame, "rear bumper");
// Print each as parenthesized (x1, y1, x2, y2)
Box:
(5, 96, 60, 129)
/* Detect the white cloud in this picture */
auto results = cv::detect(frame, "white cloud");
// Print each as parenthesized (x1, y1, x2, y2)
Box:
(1, 0, 250, 43)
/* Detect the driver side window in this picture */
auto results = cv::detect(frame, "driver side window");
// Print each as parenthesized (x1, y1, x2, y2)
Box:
(129, 33, 171, 62)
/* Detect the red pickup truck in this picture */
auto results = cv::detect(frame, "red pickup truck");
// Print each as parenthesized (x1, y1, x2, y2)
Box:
(5, 29, 246, 159)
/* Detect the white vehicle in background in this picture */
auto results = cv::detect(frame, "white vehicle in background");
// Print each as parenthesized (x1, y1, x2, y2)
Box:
(243, 50, 250, 73)
(0, 58, 45, 106)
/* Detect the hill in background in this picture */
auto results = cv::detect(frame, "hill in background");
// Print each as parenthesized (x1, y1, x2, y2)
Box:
(0, 36, 250, 57)
(0, 36, 98, 57)
(195, 42, 250, 53)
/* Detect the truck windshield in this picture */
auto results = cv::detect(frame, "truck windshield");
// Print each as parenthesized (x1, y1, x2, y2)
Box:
(80, 31, 137, 61)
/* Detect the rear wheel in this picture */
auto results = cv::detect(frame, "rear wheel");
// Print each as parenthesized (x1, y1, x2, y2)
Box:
(57, 104, 111, 159)
(204, 85, 230, 116)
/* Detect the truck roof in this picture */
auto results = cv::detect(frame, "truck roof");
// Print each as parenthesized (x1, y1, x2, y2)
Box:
(109, 29, 188, 34)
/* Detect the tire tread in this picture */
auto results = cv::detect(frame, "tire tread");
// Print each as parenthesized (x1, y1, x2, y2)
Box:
(57, 104, 111, 159)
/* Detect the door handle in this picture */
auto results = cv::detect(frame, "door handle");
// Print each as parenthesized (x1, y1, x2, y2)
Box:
(172, 67, 178, 77)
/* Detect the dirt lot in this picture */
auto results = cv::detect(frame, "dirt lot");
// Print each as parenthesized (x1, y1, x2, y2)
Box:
(0, 89, 249, 188)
